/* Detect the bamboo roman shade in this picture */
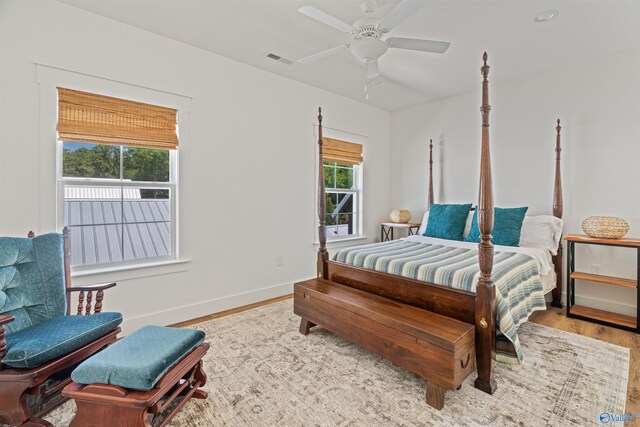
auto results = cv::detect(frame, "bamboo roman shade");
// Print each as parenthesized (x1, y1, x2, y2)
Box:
(57, 87, 178, 150)
(322, 137, 363, 165)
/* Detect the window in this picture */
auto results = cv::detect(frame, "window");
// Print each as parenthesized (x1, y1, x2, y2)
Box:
(321, 137, 363, 240)
(324, 161, 361, 239)
(57, 88, 178, 268)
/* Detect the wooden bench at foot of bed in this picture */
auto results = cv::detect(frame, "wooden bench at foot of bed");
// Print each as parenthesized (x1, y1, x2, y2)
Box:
(294, 278, 475, 410)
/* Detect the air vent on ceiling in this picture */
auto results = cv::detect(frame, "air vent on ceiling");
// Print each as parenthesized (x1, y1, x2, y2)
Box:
(267, 53, 293, 65)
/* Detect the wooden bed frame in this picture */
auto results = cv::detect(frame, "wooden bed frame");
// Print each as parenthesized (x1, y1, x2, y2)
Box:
(307, 53, 564, 394)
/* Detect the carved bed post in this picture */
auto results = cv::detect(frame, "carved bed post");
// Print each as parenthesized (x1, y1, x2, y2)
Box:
(428, 139, 434, 209)
(317, 108, 329, 280)
(550, 119, 564, 308)
(474, 52, 497, 395)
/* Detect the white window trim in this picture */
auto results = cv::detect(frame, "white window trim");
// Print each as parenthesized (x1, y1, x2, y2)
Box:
(72, 258, 191, 280)
(36, 63, 192, 278)
(312, 124, 367, 244)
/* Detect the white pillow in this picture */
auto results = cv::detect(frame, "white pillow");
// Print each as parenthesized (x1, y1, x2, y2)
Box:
(418, 210, 475, 238)
(519, 215, 564, 255)
(463, 210, 474, 238)
(418, 211, 429, 235)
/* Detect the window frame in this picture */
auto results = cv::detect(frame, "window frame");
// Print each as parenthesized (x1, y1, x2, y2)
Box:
(323, 161, 363, 241)
(36, 64, 192, 279)
(56, 141, 179, 272)
(313, 124, 366, 244)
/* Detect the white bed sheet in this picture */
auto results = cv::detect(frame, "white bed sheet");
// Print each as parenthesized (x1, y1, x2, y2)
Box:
(540, 270, 557, 295)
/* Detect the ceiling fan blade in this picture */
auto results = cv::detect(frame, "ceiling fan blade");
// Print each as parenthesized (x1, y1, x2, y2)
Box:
(366, 59, 380, 80)
(298, 6, 354, 34)
(387, 37, 450, 54)
(297, 45, 347, 64)
(378, 0, 426, 32)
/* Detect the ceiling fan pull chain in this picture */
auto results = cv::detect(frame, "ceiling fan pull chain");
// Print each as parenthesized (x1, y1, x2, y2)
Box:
(364, 61, 369, 101)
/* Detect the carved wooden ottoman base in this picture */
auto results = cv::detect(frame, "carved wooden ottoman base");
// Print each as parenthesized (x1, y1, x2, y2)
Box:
(62, 326, 209, 427)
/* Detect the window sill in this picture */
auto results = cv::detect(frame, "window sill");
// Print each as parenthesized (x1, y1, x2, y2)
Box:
(313, 235, 369, 248)
(71, 259, 191, 283)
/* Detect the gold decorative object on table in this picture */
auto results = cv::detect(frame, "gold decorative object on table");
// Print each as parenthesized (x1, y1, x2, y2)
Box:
(389, 209, 412, 224)
(581, 216, 629, 239)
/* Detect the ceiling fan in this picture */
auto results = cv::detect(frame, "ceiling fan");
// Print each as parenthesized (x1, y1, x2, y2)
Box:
(296, 0, 450, 91)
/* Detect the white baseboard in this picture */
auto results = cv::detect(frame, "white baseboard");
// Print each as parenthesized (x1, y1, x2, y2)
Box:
(119, 283, 636, 335)
(120, 280, 296, 334)
(560, 292, 637, 317)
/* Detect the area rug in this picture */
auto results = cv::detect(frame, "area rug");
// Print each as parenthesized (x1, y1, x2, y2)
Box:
(44, 299, 629, 427)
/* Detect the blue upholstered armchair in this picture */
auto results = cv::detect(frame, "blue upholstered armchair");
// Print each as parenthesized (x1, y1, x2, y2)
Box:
(0, 228, 122, 427)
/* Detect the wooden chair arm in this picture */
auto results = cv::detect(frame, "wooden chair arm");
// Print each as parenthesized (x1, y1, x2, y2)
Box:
(67, 282, 117, 293)
(0, 314, 15, 327)
(67, 283, 116, 315)
(0, 315, 14, 369)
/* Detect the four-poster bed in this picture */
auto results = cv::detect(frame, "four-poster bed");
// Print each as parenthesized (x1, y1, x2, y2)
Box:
(295, 53, 564, 403)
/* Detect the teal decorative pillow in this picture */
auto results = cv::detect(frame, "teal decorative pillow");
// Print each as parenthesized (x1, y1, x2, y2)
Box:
(424, 204, 473, 241)
(465, 207, 529, 246)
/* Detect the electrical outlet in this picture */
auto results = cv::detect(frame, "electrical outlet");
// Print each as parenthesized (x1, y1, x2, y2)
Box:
(591, 264, 602, 275)
(276, 255, 284, 267)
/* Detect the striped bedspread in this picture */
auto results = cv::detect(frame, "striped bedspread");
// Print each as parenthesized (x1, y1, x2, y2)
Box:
(333, 239, 547, 363)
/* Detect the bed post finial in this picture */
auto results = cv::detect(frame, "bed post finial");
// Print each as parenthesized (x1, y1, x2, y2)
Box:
(475, 52, 497, 396)
(553, 119, 562, 218)
(480, 54, 491, 127)
(317, 107, 329, 279)
(428, 139, 434, 210)
(550, 118, 564, 308)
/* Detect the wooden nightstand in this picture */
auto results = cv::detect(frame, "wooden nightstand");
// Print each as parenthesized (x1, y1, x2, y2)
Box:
(564, 234, 639, 333)
(380, 222, 421, 242)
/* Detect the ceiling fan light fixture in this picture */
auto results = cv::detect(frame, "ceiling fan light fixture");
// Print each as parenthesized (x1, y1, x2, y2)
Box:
(350, 38, 388, 62)
(534, 9, 559, 23)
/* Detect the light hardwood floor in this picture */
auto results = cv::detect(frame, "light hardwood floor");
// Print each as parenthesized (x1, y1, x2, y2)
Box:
(170, 294, 293, 328)
(173, 297, 638, 416)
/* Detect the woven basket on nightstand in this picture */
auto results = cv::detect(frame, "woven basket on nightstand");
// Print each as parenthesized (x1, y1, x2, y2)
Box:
(581, 216, 630, 239)
(389, 209, 412, 224)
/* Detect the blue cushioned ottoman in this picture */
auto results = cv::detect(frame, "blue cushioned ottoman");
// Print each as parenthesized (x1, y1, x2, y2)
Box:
(72, 325, 204, 391)
(63, 325, 209, 427)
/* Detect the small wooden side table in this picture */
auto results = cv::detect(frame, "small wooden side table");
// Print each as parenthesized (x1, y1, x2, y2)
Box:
(380, 222, 421, 242)
(564, 234, 639, 333)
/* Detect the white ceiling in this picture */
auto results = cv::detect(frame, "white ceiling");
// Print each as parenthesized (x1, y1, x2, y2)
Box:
(60, 0, 640, 111)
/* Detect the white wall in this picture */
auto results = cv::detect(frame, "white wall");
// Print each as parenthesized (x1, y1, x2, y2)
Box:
(390, 48, 640, 316)
(0, 0, 390, 332)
